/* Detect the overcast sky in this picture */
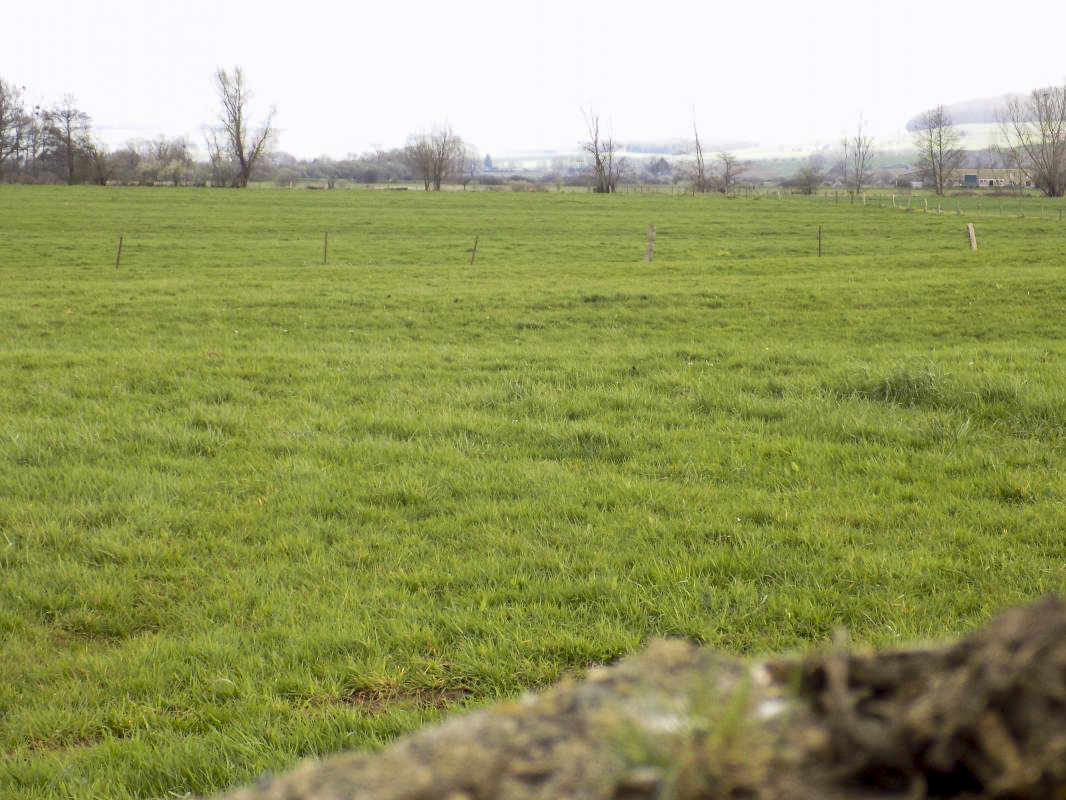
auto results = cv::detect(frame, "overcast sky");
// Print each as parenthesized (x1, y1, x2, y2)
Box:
(5, 0, 1066, 159)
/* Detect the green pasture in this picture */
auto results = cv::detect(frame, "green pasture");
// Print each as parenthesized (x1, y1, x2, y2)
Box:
(1, 186, 1064, 799)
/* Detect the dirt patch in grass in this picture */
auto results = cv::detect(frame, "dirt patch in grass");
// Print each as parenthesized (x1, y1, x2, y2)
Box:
(341, 686, 473, 714)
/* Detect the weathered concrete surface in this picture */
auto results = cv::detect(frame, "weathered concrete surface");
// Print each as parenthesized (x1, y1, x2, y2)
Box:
(217, 597, 1066, 800)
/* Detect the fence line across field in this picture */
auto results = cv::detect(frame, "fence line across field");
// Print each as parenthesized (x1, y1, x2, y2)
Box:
(83, 182, 1065, 271)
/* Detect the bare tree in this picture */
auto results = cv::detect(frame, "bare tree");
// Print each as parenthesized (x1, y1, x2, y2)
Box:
(840, 116, 874, 196)
(912, 105, 965, 195)
(82, 137, 113, 185)
(790, 154, 824, 195)
(210, 67, 276, 188)
(0, 79, 25, 170)
(404, 124, 464, 190)
(203, 126, 236, 187)
(975, 143, 1004, 170)
(19, 102, 46, 178)
(997, 82, 1066, 197)
(404, 132, 435, 190)
(43, 95, 91, 184)
(648, 157, 672, 182)
(144, 135, 194, 185)
(580, 106, 620, 193)
(839, 136, 849, 191)
(428, 126, 462, 190)
(109, 142, 142, 184)
(457, 144, 479, 190)
(690, 110, 709, 192)
(715, 152, 745, 193)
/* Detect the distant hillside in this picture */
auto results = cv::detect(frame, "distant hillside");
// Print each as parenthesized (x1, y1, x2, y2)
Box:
(624, 138, 758, 155)
(906, 93, 1022, 130)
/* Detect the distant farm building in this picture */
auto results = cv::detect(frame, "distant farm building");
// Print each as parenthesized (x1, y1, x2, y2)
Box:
(895, 171, 923, 189)
(956, 168, 1034, 189)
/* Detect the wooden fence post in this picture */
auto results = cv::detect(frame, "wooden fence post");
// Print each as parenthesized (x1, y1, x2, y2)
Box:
(645, 225, 656, 262)
(323, 231, 329, 265)
(818, 225, 822, 257)
(967, 223, 978, 251)
(115, 235, 123, 270)
(468, 235, 479, 265)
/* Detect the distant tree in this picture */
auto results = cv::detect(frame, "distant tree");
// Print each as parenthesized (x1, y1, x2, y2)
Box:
(82, 137, 113, 185)
(997, 82, 1066, 197)
(208, 67, 276, 188)
(790, 154, 824, 194)
(974, 144, 1003, 170)
(404, 133, 435, 189)
(19, 103, 46, 178)
(648, 157, 671, 179)
(356, 145, 411, 183)
(109, 143, 142, 184)
(580, 105, 620, 193)
(0, 78, 25, 171)
(404, 124, 463, 190)
(840, 115, 875, 195)
(151, 135, 194, 185)
(690, 111, 709, 192)
(457, 144, 479, 190)
(43, 95, 91, 184)
(483, 153, 493, 171)
(204, 125, 236, 187)
(714, 151, 745, 192)
(912, 105, 965, 195)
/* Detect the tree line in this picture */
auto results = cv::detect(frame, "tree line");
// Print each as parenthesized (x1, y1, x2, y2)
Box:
(824, 85, 1065, 198)
(0, 71, 247, 186)
(0, 69, 484, 190)
(2, 69, 1065, 196)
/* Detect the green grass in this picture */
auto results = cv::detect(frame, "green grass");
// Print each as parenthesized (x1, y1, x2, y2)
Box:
(1, 186, 1064, 799)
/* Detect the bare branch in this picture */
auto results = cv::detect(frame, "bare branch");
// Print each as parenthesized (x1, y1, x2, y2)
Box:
(840, 116, 875, 195)
(912, 105, 965, 196)
(404, 124, 464, 190)
(581, 105, 620, 193)
(0, 79, 26, 168)
(692, 109, 707, 193)
(42, 95, 92, 184)
(715, 152, 745, 193)
(997, 82, 1066, 197)
(212, 67, 276, 188)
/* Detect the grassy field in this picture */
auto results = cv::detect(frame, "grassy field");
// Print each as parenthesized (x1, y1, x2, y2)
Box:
(1, 186, 1064, 799)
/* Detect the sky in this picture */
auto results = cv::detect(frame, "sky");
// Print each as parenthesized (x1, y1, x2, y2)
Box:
(5, 0, 1066, 159)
